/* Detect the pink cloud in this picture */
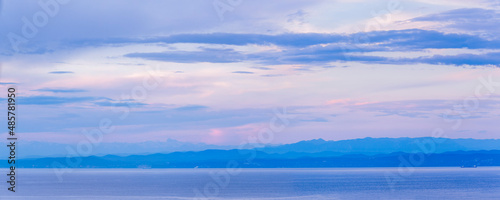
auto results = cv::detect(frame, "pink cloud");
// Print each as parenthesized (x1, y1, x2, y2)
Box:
(326, 98, 378, 106)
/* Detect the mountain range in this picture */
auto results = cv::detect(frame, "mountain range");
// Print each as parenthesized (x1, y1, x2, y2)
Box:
(9, 137, 500, 158)
(3, 137, 500, 168)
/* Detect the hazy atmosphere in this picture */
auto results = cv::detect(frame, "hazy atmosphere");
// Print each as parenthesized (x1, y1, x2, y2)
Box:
(2, 1, 500, 199)
(1, 0, 500, 146)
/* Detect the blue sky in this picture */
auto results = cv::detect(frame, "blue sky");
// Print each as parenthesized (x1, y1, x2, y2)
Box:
(1, 0, 500, 145)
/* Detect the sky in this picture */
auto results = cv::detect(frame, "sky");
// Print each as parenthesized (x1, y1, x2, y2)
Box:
(1, 0, 500, 145)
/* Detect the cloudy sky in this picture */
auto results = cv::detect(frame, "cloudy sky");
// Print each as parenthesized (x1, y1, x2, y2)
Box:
(1, 0, 500, 145)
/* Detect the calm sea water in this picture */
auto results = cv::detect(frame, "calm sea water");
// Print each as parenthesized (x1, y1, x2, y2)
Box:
(1, 167, 499, 199)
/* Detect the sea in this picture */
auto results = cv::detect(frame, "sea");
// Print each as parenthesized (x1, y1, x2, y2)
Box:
(1, 167, 499, 199)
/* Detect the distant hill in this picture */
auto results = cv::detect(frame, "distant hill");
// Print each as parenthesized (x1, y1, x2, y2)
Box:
(4, 149, 500, 168)
(257, 137, 500, 154)
(6, 139, 242, 158)
(8, 137, 500, 158)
